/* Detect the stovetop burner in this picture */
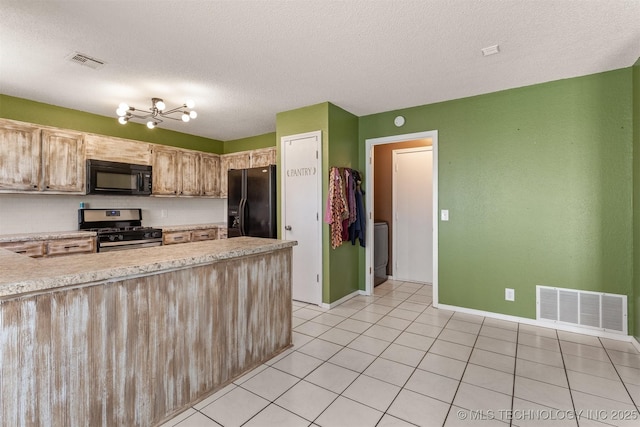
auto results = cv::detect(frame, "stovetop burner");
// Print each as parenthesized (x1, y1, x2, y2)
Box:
(78, 208, 163, 252)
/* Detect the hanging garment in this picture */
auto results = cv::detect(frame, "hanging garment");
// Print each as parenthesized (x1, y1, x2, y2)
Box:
(348, 170, 366, 247)
(325, 167, 349, 249)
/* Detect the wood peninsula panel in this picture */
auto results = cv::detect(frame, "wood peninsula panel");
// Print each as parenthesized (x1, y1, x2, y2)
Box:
(0, 248, 292, 426)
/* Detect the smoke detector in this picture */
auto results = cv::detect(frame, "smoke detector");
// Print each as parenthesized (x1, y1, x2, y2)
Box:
(66, 52, 106, 70)
(481, 45, 500, 56)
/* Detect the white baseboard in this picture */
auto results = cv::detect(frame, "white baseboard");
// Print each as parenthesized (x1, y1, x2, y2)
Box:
(437, 303, 634, 343)
(321, 290, 361, 309)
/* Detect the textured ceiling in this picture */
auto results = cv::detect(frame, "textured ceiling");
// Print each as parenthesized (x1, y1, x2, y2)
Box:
(1, 0, 639, 141)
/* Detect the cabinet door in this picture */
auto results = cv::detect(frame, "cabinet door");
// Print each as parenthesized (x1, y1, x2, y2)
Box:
(250, 147, 276, 167)
(41, 129, 85, 193)
(0, 120, 41, 191)
(220, 152, 250, 198)
(201, 153, 221, 197)
(152, 147, 179, 195)
(179, 151, 201, 196)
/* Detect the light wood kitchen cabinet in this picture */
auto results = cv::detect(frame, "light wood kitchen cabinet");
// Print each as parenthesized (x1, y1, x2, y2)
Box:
(0, 120, 42, 191)
(219, 152, 250, 198)
(0, 236, 96, 258)
(0, 120, 85, 193)
(162, 231, 192, 245)
(217, 227, 228, 239)
(0, 241, 46, 257)
(85, 134, 151, 165)
(41, 129, 85, 193)
(152, 146, 203, 196)
(250, 147, 276, 167)
(190, 228, 218, 241)
(201, 153, 221, 197)
(46, 237, 96, 256)
(152, 146, 180, 195)
(180, 150, 201, 196)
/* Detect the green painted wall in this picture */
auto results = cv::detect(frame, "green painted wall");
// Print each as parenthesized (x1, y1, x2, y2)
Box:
(327, 103, 360, 303)
(276, 102, 360, 304)
(633, 58, 640, 341)
(0, 94, 223, 153)
(360, 69, 634, 332)
(224, 132, 276, 154)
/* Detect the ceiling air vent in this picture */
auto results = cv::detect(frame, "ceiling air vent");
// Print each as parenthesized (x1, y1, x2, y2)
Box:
(67, 52, 105, 70)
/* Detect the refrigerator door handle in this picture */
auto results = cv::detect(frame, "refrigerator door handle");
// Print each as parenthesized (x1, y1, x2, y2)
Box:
(239, 198, 247, 236)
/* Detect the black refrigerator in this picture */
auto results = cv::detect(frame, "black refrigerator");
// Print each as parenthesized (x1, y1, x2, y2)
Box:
(227, 165, 277, 238)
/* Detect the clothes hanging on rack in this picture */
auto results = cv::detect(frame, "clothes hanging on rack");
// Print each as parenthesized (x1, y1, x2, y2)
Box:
(325, 167, 365, 249)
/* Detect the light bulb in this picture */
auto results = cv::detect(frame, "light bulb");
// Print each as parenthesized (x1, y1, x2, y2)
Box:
(185, 99, 195, 109)
(189, 110, 198, 119)
(118, 102, 129, 111)
(147, 121, 155, 129)
(116, 107, 127, 117)
(155, 100, 165, 111)
(118, 116, 128, 125)
(181, 112, 190, 122)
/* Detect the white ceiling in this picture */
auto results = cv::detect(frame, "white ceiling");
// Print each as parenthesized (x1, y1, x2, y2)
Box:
(1, 1, 639, 141)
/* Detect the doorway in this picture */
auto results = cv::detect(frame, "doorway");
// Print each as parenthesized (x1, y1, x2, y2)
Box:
(365, 131, 439, 306)
(392, 147, 433, 283)
(281, 131, 323, 305)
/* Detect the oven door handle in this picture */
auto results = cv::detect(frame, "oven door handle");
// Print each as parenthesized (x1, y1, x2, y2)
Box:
(99, 238, 162, 247)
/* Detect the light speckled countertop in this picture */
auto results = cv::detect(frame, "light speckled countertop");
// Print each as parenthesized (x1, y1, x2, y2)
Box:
(161, 223, 227, 232)
(0, 237, 296, 299)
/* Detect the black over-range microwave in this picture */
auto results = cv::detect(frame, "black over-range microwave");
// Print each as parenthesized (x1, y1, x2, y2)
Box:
(86, 159, 152, 196)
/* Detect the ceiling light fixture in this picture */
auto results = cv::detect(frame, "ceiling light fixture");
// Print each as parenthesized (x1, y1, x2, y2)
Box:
(116, 97, 197, 129)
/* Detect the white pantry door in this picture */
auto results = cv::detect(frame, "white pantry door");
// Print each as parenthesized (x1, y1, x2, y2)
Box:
(393, 147, 433, 283)
(281, 131, 322, 305)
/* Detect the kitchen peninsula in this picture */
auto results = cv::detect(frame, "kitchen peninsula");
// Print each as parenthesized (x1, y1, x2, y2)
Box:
(0, 237, 295, 426)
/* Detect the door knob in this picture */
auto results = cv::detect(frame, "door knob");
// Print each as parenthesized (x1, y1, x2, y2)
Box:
(284, 225, 292, 231)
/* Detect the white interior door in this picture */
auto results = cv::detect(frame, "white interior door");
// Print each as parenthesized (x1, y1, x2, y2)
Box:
(281, 131, 322, 305)
(392, 147, 433, 283)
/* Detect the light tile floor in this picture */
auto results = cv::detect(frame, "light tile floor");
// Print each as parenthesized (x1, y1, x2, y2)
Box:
(161, 280, 640, 427)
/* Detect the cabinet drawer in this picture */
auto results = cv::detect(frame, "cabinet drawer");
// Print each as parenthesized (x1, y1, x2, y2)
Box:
(191, 229, 217, 241)
(46, 237, 96, 256)
(163, 231, 192, 245)
(0, 241, 46, 258)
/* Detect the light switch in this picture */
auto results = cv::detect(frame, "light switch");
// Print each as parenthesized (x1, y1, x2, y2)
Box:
(441, 210, 449, 221)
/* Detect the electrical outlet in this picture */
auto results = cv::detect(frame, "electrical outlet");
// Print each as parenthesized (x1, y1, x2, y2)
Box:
(505, 288, 515, 301)
(160, 209, 168, 218)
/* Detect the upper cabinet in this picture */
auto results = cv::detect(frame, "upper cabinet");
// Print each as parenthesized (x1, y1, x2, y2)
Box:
(201, 153, 221, 197)
(85, 134, 151, 165)
(151, 146, 209, 197)
(41, 129, 85, 193)
(219, 152, 250, 198)
(250, 147, 277, 168)
(0, 119, 84, 194)
(0, 120, 41, 191)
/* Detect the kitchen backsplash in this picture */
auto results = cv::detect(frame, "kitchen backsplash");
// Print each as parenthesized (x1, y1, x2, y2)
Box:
(0, 194, 227, 234)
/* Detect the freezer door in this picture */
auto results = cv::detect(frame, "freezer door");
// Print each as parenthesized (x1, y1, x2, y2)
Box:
(227, 169, 245, 238)
(245, 165, 276, 238)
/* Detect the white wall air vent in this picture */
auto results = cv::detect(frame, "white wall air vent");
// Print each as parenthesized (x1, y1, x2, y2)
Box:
(536, 286, 627, 334)
(67, 52, 105, 70)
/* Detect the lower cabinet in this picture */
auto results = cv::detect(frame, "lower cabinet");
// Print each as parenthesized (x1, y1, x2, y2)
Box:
(190, 228, 218, 242)
(0, 236, 96, 257)
(162, 231, 192, 245)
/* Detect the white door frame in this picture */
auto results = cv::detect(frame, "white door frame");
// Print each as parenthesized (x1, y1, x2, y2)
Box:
(392, 146, 433, 284)
(280, 130, 323, 305)
(364, 130, 439, 307)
